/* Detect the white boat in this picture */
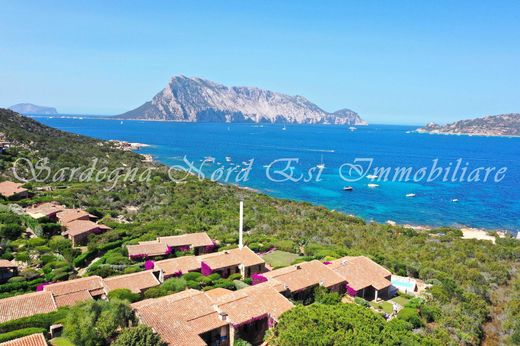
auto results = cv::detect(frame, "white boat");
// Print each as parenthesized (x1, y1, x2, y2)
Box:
(367, 183, 379, 188)
(349, 126, 357, 131)
(204, 156, 216, 163)
(406, 193, 416, 198)
(225, 156, 232, 162)
(452, 198, 459, 202)
(282, 124, 287, 131)
(366, 174, 378, 180)
(343, 186, 353, 191)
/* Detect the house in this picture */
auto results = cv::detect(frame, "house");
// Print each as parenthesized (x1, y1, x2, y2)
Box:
(56, 209, 95, 225)
(158, 232, 214, 255)
(261, 260, 346, 300)
(128, 232, 215, 260)
(0, 181, 28, 200)
(132, 284, 293, 346)
(43, 276, 106, 307)
(63, 220, 111, 246)
(0, 333, 48, 346)
(25, 202, 65, 220)
(0, 140, 10, 154)
(155, 256, 201, 281)
(0, 291, 57, 323)
(328, 256, 392, 300)
(127, 241, 170, 260)
(103, 270, 160, 294)
(198, 247, 266, 278)
(0, 260, 18, 283)
(209, 284, 293, 345)
(132, 289, 229, 346)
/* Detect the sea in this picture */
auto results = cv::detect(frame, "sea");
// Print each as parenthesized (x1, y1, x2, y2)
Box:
(32, 116, 520, 233)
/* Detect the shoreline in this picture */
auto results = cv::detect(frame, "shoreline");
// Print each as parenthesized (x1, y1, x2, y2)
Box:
(415, 129, 520, 139)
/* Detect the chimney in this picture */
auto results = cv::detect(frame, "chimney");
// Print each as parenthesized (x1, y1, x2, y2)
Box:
(239, 200, 244, 249)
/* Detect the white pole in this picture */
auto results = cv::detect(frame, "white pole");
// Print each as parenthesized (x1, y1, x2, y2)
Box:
(239, 200, 244, 249)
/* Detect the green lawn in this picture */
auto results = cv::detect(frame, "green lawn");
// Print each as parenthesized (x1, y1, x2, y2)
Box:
(390, 295, 410, 307)
(50, 337, 75, 346)
(262, 250, 301, 268)
(370, 301, 393, 314)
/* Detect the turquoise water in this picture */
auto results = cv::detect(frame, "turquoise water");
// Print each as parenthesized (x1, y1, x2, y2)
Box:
(391, 278, 416, 290)
(33, 116, 520, 232)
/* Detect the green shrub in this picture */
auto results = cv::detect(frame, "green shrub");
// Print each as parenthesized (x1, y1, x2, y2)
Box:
(0, 309, 68, 334)
(186, 280, 200, 289)
(108, 289, 141, 303)
(143, 286, 167, 299)
(182, 272, 202, 281)
(397, 307, 423, 328)
(228, 273, 242, 281)
(273, 239, 295, 252)
(354, 297, 370, 308)
(233, 280, 249, 290)
(0, 327, 47, 343)
(314, 286, 341, 305)
(162, 278, 187, 293)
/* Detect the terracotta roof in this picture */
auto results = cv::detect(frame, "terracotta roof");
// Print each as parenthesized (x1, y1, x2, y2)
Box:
(158, 232, 213, 248)
(0, 259, 17, 269)
(64, 220, 111, 237)
(53, 290, 93, 307)
(103, 270, 160, 294)
(25, 202, 65, 219)
(199, 247, 264, 270)
(0, 291, 57, 323)
(127, 242, 169, 258)
(329, 256, 392, 291)
(204, 288, 234, 300)
(44, 276, 105, 297)
(214, 284, 293, 327)
(56, 209, 93, 225)
(0, 333, 47, 346)
(155, 256, 200, 276)
(0, 181, 27, 198)
(132, 289, 225, 346)
(262, 260, 345, 293)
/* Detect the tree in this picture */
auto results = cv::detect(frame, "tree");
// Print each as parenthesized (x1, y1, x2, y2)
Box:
(313, 286, 341, 305)
(108, 288, 141, 303)
(64, 299, 134, 346)
(268, 303, 427, 346)
(113, 325, 166, 346)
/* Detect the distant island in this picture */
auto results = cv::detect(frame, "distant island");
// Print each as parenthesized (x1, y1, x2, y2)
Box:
(116, 75, 367, 125)
(9, 103, 58, 115)
(417, 113, 520, 137)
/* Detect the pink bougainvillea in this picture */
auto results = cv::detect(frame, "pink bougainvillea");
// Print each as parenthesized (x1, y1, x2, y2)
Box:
(204, 243, 216, 253)
(165, 246, 173, 255)
(177, 245, 190, 252)
(130, 254, 146, 260)
(144, 260, 155, 270)
(36, 282, 51, 292)
(201, 261, 212, 276)
(323, 261, 332, 265)
(346, 284, 357, 297)
(251, 273, 268, 285)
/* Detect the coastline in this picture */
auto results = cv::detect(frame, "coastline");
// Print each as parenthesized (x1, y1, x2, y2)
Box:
(415, 129, 520, 139)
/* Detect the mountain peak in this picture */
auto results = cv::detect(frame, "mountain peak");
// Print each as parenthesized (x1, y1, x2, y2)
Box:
(117, 77, 366, 125)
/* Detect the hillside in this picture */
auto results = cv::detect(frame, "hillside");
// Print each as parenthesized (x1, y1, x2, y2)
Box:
(0, 108, 519, 345)
(117, 75, 367, 125)
(418, 113, 520, 137)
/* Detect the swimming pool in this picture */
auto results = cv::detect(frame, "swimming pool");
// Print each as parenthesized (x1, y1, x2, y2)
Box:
(391, 277, 416, 290)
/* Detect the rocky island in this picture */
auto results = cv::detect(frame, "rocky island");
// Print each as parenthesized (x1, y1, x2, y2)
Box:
(117, 75, 367, 125)
(9, 103, 58, 115)
(417, 113, 520, 137)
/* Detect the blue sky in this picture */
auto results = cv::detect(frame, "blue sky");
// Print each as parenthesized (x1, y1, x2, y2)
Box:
(1, 1, 519, 125)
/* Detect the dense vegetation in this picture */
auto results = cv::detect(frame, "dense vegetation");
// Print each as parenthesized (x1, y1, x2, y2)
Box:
(1, 109, 519, 345)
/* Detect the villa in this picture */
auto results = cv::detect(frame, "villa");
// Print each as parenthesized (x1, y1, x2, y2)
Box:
(155, 256, 201, 281)
(127, 232, 215, 259)
(132, 284, 293, 346)
(0, 291, 57, 323)
(103, 270, 161, 294)
(198, 247, 266, 278)
(56, 209, 95, 225)
(261, 260, 346, 300)
(63, 220, 111, 246)
(43, 276, 106, 307)
(0, 181, 28, 200)
(157, 232, 214, 255)
(25, 202, 66, 220)
(328, 256, 392, 300)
